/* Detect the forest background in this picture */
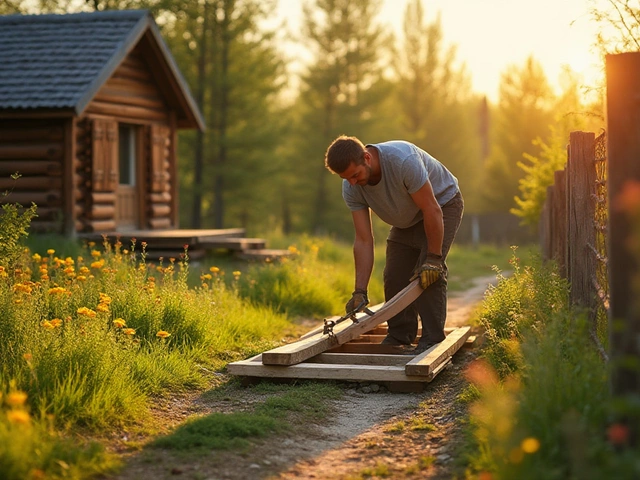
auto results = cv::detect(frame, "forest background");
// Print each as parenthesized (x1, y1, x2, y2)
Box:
(1, 0, 609, 241)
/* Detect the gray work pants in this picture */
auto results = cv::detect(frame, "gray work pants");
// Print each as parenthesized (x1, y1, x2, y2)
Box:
(383, 192, 464, 345)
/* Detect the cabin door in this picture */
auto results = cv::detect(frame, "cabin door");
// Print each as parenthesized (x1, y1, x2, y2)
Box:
(115, 125, 140, 230)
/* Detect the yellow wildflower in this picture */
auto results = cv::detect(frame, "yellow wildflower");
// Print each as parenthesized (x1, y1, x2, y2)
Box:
(41, 320, 54, 329)
(88, 241, 95, 247)
(209, 266, 220, 274)
(521, 437, 540, 454)
(6, 391, 27, 407)
(7, 409, 30, 425)
(123, 328, 136, 335)
(50, 319, 63, 327)
(91, 260, 105, 269)
(156, 330, 171, 339)
(99, 293, 111, 304)
(201, 274, 212, 281)
(47, 249, 55, 255)
(77, 307, 97, 318)
(77, 275, 87, 282)
(287, 245, 299, 255)
(32, 253, 41, 262)
(64, 257, 74, 266)
(13, 283, 33, 294)
(233, 270, 241, 278)
(23, 353, 32, 362)
(79, 266, 90, 274)
(96, 304, 109, 313)
(91, 250, 101, 258)
(113, 318, 126, 328)
(48, 287, 67, 295)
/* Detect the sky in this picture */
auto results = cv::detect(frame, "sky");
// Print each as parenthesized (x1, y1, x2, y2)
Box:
(273, 0, 605, 102)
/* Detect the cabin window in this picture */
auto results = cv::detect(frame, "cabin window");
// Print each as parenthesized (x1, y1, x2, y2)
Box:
(118, 125, 137, 186)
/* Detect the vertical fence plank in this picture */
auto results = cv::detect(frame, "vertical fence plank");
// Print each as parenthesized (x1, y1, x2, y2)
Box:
(606, 52, 640, 398)
(553, 169, 567, 278)
(567, 132, 596, 308)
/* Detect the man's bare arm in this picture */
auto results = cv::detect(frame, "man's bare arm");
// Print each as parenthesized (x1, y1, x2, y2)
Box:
(410, 181, 444, 256)
(351, 208, 375, 291)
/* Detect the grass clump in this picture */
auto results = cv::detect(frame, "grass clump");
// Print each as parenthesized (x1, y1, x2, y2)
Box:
(152, 381, 342, 451)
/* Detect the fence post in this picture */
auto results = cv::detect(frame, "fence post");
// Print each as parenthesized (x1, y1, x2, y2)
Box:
(606, 52, 640, 400)
(553, 169, 567, 278)
(567, 132, 596, 308)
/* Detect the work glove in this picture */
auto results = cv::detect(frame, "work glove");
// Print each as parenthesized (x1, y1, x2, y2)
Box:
(410, 252, 444, 289)
(345, 288, 369, 315)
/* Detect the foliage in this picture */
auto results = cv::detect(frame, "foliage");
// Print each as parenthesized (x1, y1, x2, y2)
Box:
(0, 202, 37, 270)
(590, 0, 640, 55)
(479, 56, 556, 213)
(510, 130, 567, 227)
(287, 0, 394, 237)
(466, 252, 640, 479)
(475, 247, 569, 378)
(393, 0, 484, 212)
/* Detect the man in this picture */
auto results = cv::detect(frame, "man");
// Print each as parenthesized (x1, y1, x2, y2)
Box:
(324, 135, 463, 354)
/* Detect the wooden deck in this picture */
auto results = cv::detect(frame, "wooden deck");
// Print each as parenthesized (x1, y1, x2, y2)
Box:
(77, 228, 290, 261)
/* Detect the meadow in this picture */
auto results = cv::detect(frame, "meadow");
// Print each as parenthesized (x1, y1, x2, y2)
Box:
(0, 204, 513, 479)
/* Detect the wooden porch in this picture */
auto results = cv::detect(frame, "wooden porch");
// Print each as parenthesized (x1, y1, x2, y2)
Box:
(77, 228, 291, 261)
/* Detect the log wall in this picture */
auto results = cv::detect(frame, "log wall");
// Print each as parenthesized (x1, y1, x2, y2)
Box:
(0, 120, 66, 232)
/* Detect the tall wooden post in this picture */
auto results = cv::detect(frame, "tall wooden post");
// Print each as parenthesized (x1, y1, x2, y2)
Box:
(567, 131, 596, 308)
(606, 52, 640, 400)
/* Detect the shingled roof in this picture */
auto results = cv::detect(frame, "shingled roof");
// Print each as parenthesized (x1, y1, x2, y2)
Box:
(0, 9, 204, 130)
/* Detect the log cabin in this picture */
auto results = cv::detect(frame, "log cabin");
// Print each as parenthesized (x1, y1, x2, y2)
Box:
(0, 9, 205, 236)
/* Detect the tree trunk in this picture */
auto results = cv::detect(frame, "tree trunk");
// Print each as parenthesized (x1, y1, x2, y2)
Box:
(190, 1, 209, 228)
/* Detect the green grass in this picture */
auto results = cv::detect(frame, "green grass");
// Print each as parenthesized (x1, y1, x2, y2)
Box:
(151, 381, 342, 451)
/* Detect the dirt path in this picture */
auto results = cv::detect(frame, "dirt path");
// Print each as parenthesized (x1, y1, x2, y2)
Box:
(106, 275, 496, 480)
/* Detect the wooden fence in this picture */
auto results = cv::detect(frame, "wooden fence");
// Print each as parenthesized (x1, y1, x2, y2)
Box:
(539, 131, 609, 360)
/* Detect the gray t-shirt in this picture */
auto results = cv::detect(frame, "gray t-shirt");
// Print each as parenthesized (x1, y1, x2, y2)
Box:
(342, 141, 459, 228)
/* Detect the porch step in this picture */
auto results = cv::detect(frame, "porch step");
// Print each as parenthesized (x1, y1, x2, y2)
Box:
(235, 248, 292, 262)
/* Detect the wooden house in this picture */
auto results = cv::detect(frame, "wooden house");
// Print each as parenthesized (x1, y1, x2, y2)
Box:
(0, 9, 205, 235)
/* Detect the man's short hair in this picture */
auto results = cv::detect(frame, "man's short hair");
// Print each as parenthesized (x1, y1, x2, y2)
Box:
(324, 135, 366, 174)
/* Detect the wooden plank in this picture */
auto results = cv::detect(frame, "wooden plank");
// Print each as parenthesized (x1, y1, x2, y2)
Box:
(228, 354, 434, 382)
(235, 249, 292, 261)
(200, 238, 267, 250)
(261, 279, 424, 366)
(327, 344, 415, 354)
(305, 353, 410, 367)
(405, 327, 471, 376)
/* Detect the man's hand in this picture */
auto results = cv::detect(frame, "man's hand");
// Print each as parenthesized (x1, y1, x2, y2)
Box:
(345, 289, 369, 314)
(410, 253, 444, 289)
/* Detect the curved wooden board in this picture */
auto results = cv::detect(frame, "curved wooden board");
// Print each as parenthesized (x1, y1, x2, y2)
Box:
(261, 279, 423, 365)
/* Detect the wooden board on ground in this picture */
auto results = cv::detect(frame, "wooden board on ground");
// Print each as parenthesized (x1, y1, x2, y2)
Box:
(261, 279, 423, 366)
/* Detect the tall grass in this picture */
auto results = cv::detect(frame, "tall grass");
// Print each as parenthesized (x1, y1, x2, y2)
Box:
(465, 250, 639, 479)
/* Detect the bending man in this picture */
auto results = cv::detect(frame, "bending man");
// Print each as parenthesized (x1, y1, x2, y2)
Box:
(324, 136, 464, 354)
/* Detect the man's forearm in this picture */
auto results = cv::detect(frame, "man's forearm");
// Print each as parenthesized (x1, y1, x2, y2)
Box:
(353, 239, 374, 291)
(423, 208, 444, 256)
